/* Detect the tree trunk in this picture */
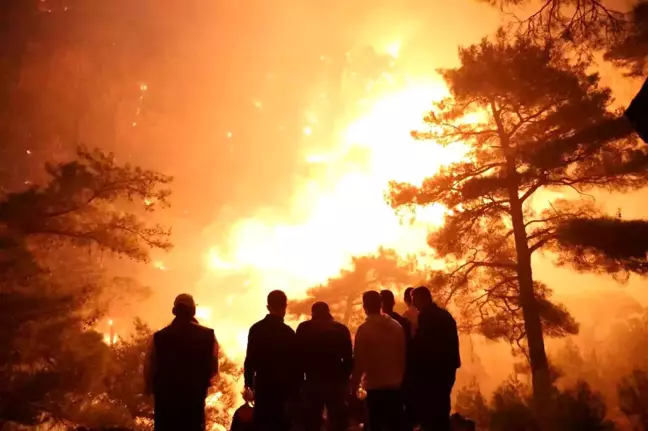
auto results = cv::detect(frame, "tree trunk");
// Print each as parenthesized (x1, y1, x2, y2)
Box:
(343, 295, 354, 326)
(494, 103, 553, 429)
(507, 169, 553, 430)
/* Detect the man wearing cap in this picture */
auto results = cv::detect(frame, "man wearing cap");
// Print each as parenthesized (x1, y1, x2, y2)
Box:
(295, 301, 353, 431)
(144, 293, 219, 431)
(244, 290, 300, 431)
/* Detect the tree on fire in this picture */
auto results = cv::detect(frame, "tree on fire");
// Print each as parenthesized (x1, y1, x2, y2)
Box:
(0, 0, 162, 191)
(288, 248, 423, 330)
(387, 31, 648, 427)
(0, 148, 173, 428)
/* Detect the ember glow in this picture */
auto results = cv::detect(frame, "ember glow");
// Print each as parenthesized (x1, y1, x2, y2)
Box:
(194, 72, 469, 360)
(103, 318, 119, 346)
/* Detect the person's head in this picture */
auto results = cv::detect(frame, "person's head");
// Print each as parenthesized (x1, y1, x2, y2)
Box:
(311, 301, 332, 320)
(362, 290, 382, 316)
(412, 286, 433, 311)
(380, 290, 396, 313)
(173, 293, 196, 320)
(267, 290, 288, 318)
(404, 287, 414, 306)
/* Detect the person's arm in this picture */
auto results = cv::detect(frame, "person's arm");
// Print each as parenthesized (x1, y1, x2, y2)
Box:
(410, 313, 430, 373)
(350, 326, 366, 391)
(394, 322, 406, 378)
(288, 328, 302, 397)
(211, 330, 219, 377)
(340, 325, 354, 380)
(143, 337, 155, 395)
(295, 323, 307, 379)
(450, 316, 461, 369)
(243, 326, 257, 389)
(409, 309, 419, 336)
(401, 318, 412, 343)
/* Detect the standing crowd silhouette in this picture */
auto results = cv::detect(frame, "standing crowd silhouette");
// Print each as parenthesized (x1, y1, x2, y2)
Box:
(144, 286, 464, 431)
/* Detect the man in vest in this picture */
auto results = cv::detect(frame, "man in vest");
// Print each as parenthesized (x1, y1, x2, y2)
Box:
(144, 293, 219, 431)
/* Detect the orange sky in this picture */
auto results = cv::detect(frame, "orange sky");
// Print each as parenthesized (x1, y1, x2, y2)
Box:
(95, 0, 648, 388)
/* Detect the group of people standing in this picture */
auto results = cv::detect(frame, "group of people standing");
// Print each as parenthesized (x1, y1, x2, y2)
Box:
(143, 286, 460, 431)
(242, 286, 460, 431)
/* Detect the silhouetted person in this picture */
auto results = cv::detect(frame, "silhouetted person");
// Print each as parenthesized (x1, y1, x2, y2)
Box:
(450, 413, 476, 431)
(380, 290, 411, 342)
(244, 290, 299, 431)
(352, 291, 405, 431)
(402, 287, 418, 336)
(410, 286, 460, 431)
(381, 290, 414, 431)
(296, 301, 353, 431)
(231, 402, 254, 431)
(144, 294, 218, 431)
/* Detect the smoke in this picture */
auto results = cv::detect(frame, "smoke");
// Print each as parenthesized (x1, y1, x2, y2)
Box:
(97, 0, 648, 397)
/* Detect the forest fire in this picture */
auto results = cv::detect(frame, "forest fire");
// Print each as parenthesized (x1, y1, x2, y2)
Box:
(194, 73, 469, 358)
(6, 1, 648, 430)
(103, 318, 120, 346)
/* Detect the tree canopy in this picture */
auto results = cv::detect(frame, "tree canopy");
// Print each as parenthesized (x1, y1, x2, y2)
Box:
(0, 148, 175, 428)
(479, 0, 648, 75)
(387, 31, 646, 426)
(289, 248, 423, 331)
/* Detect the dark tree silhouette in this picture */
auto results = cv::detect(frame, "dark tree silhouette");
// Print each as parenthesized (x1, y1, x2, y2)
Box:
(0, 148, 172, 428)
(288, 248, 423, 330)
(463, 376, 615, 431)
(618, 369, 648, 430)
(604, 1, 648, 76)
(478, 0, 640, 63)
(0, 147, 172, 263)
(99, 320, 241, 431)
(553, 217, 648, 278)
(387, 31, 645, 427)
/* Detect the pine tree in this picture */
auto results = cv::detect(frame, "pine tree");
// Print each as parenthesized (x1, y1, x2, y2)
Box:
(289, 248, 422, 330)
(387, 31, 646, 427)
(0, 147, 172, 427)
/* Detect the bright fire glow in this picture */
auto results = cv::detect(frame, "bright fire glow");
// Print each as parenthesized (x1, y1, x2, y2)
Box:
(385, 41, 401, 59)
(153, 260, 167, 271)
(194, 77, 470, 360)
(206, 391, 223, 407)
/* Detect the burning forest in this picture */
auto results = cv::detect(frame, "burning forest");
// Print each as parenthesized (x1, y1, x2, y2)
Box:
(3, 0, 648, 430)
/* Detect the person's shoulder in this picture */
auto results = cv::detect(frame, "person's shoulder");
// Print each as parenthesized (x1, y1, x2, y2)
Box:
(193, 323, 216, 340)
(191, 321, 214, 333)
(280, 320, 296, 335)
(437, 305, 456, 322)
(332, 320, 350, 333)
(249, 318, 265, 333)
(387, 315, 404, 331)
(154, 322, 173, 337)
(398, 315, 411, 331)
(296, 320, 312, 331)
(403, 307, 417, 317)
(355, 320, 368, 334)
(392, 312, 408, 325)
